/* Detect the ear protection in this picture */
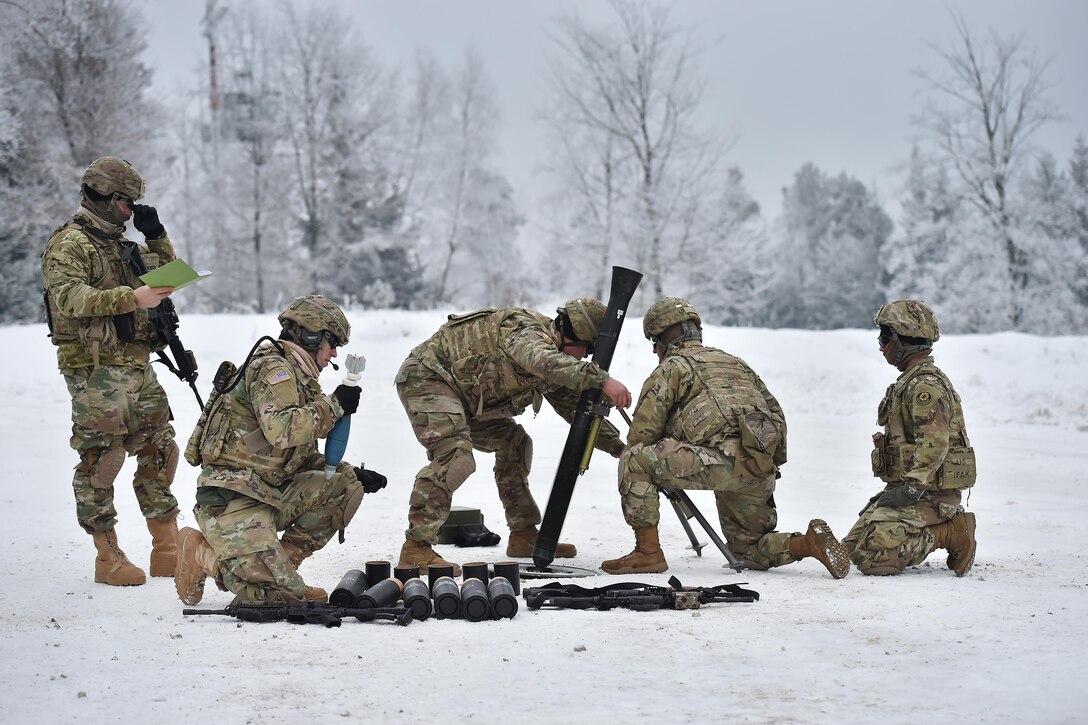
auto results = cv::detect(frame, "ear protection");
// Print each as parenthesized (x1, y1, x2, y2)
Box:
(297, 326, 324, 350)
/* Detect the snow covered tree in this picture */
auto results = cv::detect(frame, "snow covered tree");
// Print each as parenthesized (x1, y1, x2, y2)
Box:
(914, 10, 1060, 328)
(541, 0, 726, 306)
(772, 163, 892, 329)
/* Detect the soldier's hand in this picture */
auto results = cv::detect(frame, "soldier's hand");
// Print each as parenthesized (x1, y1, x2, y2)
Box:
(133, 284, 174, 308)
(354, 466, 387, 493)
(333, 384, 360, 415)
(874, 483, 924, 509)
(603, 377, 632, 408)
(131, 204, 166, 239)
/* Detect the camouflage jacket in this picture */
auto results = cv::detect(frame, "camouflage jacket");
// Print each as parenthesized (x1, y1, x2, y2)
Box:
(41, 209, 174, 369)
(871, 356, 974, 491)
(409, 307, 624, 454)
(194, 341, 348, 508)
(628, 341, 786, 459)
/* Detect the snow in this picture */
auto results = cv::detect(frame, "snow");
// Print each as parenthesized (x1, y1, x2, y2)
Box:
(1, 311, 1086, 724)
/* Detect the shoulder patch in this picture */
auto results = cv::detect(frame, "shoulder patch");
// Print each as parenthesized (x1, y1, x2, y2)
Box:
(917, 390, 931, 404)
(265, 370, 291, 385)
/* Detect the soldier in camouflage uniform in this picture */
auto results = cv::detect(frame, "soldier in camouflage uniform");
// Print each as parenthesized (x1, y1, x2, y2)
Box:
(842, 300, 978, 576)
(41, 156, 182, 587)
(396, 299, 633, 574)
(602, 298, 850, 578)
(174, 296, 387, 604)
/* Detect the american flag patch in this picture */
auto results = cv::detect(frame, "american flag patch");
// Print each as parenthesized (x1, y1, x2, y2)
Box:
(265, 370, 291, 385)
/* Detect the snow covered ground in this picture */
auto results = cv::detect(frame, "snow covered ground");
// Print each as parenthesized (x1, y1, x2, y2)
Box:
(1, 310, 1085, 724)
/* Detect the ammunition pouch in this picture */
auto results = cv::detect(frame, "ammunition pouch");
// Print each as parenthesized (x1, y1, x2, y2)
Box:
(675, 389, 729, 447)
(871, 435, 976, 490)
(735, 409, 783, 482)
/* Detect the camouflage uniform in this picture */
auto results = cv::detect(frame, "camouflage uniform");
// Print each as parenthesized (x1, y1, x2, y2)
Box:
(842, 355, 975, 573)
(621, 339, 796, 568)
(188, 339, 360, 602)
(42, 205, 179, 534)
(396, 307, 625, 543)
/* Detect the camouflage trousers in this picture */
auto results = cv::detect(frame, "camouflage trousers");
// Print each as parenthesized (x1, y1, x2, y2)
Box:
(194, 464, 360, 602)
(619, 438, 795, 569)
(62, 365, 179, 534)
(396, 356, 538, 544)
(842, 490, 963, 573)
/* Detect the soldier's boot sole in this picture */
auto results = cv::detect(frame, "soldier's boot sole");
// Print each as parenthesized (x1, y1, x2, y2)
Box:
(175, 527, 210, 605)
(805, 519, 850, 579)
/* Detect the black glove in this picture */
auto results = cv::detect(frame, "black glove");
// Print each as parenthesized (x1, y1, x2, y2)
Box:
(858, 492, 882, 516)
(333, 384, 360, 415)
(354, 467, 387, 493)
(874, 483, 924, 509)
(131, 204, 165, 239)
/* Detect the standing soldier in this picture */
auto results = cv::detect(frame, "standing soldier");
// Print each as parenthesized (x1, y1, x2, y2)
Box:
(41, 156, 181, 587)
(602, 298, 849, 578)
(396, 299, 633, 574)
(843, 300, 977, 576)
(175, 296, 386, 605)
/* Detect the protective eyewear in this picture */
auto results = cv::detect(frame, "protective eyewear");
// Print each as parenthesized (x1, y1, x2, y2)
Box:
(877, 326, 895, 346)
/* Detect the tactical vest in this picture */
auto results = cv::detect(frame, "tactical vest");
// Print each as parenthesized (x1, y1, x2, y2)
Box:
(420, 307, 545, 420)
(42, 216, 161, 366)
(192, 350, 319, 502)
(871, 360, 976, 489)
(665, 346, 785, 459)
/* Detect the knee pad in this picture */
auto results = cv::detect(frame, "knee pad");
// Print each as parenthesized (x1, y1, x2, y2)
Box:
(89, 448, 126, 489)
(136, 439, 180, 481)
(444, 453, 476, 492)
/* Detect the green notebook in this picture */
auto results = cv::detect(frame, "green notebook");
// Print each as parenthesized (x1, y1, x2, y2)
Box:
(138, 258, 212, 291)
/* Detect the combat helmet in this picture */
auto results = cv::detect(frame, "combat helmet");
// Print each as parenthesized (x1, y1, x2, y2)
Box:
(81, 156, 145, 202)
(557, 298, 607, 346)
(643, 297, 702, 348)
(875, 299, 938, 369)
(278, 295, 351, 350)
(874, 299, 940, 341)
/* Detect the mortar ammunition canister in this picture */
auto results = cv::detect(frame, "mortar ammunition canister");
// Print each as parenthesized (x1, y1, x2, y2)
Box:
(354, 577, 402, 610)
(329, 569, 368, 607)
(492, 561, 521, 595)
(428, 564, 455, 593)
(394, 565, 420, 584)
(402, 577, 433, 621)
(462, 561, 489, 585)
(432, 576, 462, 619)
(365, 560, 391, 584)
(487, 576, 518, 619)
(460, 578, 491, 622)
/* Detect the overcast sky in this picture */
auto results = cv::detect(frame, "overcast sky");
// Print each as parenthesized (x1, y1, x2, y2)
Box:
(146, 0, 1088, 223)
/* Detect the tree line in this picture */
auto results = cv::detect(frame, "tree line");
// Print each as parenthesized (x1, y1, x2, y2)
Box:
(1, 0, 1084, 334)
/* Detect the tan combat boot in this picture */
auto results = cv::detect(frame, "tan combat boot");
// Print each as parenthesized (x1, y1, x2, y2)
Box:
(398, 539, 462, 577)
(930, 511, 977, 577)
(92, 529, 147, 586)
(279, 540, 326, 601)
(175, 527, 219, 604)
(507, 526, 577, 558)
(787, 518, 850, 579)
(601, 526, 668, 575)
(147, 512, 179, 577)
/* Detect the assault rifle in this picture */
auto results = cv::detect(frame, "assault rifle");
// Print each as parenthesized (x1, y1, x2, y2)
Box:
(121, 242, 203, 408)
(523, 576, 759, 612)
(533, 266, 643, 569)
(182, 600, 414, 627)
